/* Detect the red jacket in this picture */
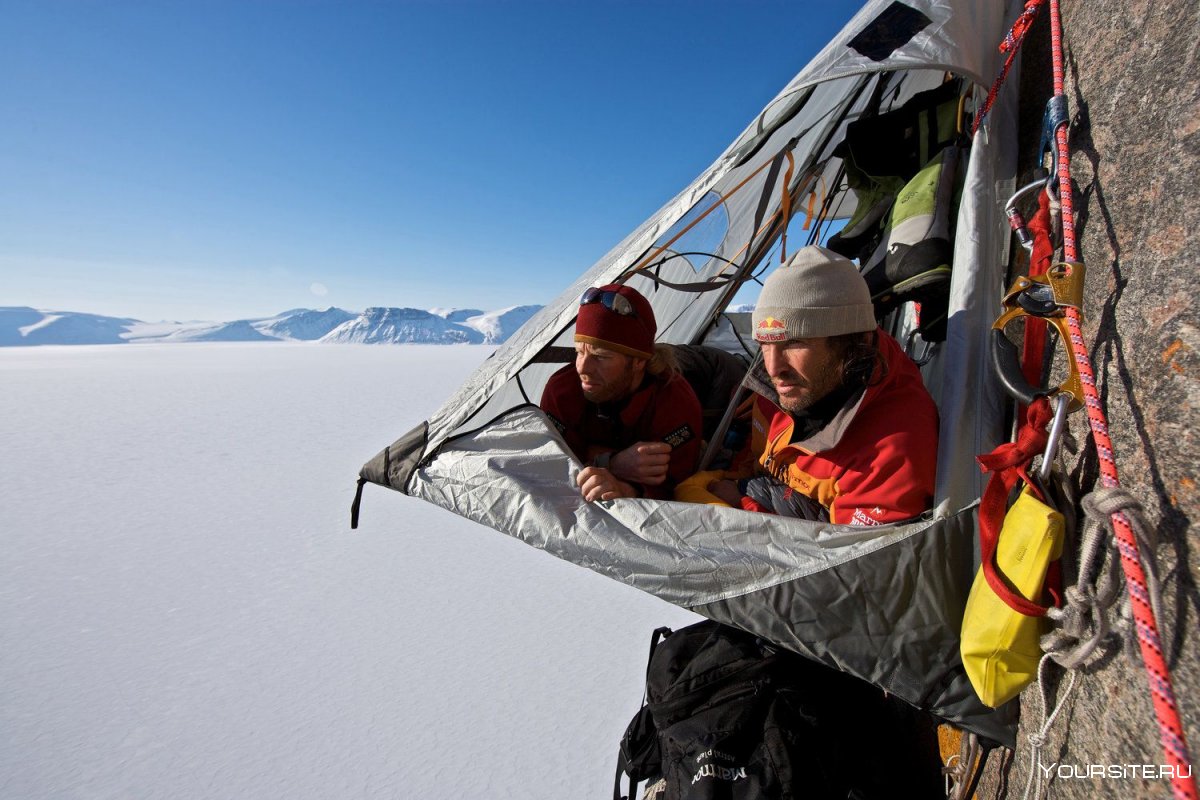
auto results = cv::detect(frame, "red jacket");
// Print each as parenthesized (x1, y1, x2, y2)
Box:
(540, 366, 703, 499)
(676, 331, 937, 525)
(747, 331, 938, 524)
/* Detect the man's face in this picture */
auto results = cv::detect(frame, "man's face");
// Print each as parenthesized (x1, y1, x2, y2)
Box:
(575, 343, 645, 404)
(760, 337, 843, 413)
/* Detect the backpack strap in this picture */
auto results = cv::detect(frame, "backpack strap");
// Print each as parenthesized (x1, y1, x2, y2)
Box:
(613, 627, 674, 800)
(641, 627, 672, 680)
(613, 756, 631, 800)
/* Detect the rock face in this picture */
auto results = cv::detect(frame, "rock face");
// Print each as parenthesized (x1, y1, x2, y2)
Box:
(975, 0, 1199, 796)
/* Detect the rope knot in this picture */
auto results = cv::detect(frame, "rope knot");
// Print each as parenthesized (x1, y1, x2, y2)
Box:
(1081, 486, 1142, 520)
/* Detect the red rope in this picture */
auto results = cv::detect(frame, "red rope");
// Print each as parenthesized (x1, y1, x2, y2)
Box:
(1047, 1, 1196, 795)
(973, 0, 1046, 136)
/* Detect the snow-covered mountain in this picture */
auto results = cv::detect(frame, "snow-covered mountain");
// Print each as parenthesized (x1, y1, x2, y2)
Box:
(320, 304, 548, 345)
(1, 304, 544, 347)
(253, 307, 357, 340)
(429, 307, 485, 323)
(1, 306, 138, 346)
(461, 305, 543, 345)
(159, 320, 277, 343)
(321, 307, 485, 344)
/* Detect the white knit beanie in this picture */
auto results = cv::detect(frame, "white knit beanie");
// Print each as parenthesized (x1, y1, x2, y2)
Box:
(752, 246, 876, 342)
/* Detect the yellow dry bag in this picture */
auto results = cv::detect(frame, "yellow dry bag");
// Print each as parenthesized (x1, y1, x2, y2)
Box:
(961, 483, 1064, 707)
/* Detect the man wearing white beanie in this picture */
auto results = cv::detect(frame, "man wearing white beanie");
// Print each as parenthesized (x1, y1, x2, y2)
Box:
(676, 245, 938, 525)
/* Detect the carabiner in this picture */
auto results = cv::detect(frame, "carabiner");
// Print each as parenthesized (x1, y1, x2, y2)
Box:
(1004, 176, 1050, 253)
(1038, 393, 1072, 484)
(1039, 95, 1070, 196)
(989, 262, 1087, 412)
(905, 328, 938, 366)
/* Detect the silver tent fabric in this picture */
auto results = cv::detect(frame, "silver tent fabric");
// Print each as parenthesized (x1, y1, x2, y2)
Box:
(359, 0, 1023, 745)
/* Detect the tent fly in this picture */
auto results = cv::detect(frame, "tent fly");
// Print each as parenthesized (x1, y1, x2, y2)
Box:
(357, 0, 1026, 745)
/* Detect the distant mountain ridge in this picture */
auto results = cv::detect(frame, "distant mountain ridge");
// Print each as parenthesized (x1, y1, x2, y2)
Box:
(1, 307, 140, 346)
(257, 307, 357, 340)
(323, 307, 484, 344)
(0, 304, 543, 347)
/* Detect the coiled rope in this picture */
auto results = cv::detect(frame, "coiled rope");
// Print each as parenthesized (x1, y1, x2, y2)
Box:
(1022, 488, 1168, 798)
(1042, 487, 1163, 669)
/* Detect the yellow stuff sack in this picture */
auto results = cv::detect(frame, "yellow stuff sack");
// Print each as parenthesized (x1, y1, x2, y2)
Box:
(961, 484, 1064, 707)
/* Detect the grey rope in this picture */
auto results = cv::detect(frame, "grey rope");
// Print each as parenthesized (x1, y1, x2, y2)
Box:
(943, 732, 981, 800)
(1021, 654, 1080, 800)
(1040, 486, 1162, 669)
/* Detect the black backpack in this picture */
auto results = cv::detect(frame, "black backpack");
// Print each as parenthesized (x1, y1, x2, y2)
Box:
(614, 621, 834, 800)
(614, 621, 944, 800)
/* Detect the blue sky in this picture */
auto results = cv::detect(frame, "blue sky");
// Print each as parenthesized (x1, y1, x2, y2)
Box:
(2, 1, 861, 321)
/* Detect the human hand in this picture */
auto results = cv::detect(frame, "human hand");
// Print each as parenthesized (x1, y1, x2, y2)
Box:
(707, 479, 743, 506)
(577, 466, 638, 502)
(609, 441, 672, 486)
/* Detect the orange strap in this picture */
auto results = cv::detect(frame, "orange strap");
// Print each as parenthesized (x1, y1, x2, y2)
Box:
(627, 156, 777, 275)
(779, 152, 795, 263)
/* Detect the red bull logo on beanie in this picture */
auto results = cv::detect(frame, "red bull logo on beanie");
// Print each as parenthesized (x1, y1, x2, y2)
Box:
(755, 316, 789, 342)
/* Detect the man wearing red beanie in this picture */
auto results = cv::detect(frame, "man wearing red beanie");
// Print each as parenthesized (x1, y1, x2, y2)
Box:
(540, 284, 703, 501)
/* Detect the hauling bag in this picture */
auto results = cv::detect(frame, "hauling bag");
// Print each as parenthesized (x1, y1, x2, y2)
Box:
(961, 483, 1065, 707)
(614, 621, 943, 800)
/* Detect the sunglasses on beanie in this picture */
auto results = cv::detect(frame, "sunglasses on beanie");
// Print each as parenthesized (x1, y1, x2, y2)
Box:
(580, 287, 637, 317)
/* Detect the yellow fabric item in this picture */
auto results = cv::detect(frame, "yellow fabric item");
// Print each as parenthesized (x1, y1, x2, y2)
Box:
(961, 485, 1064, 707)
(673, 470, 735, 506)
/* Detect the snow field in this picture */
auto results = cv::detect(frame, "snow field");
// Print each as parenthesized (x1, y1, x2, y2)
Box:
(0, 343, 698, 799)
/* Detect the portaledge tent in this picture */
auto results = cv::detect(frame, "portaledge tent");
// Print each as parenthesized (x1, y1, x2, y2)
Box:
(357, 0, 1024, 745)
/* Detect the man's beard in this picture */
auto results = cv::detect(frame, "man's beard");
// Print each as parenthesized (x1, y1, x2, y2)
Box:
(581, 360, 639, 404)
(774, 361, 843, 414)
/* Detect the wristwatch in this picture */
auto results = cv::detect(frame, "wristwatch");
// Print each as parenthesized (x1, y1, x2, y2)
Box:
(593, 451, 612, 469)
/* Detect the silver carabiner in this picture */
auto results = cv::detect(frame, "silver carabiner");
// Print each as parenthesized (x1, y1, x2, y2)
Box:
(905, 328, 938, 366)
(1038, 392, 1072, 484)
(1004, 177, 1050, 253)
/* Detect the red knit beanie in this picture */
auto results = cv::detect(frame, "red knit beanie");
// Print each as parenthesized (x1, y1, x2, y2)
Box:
(574, 284, 656, 360)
